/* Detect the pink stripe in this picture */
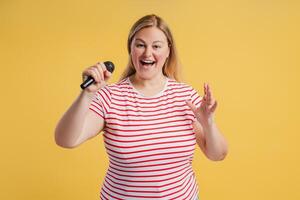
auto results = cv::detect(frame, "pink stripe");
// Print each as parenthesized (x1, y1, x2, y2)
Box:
(105, 113, 194, 122)
(109, 162, 188, 173)
(105, 139, 195, 150)
(107, 108, 192, 118)
(109, 159, 189, 169)
(105, 170, 192, 188)
(108, 153, 194, 165)
(172, 175, 196, 199)
(107, 149, 195, 160)
(104, 174, 192, 195)
(106, 123, 191, 132)
(101, 187, 120, 199)
(98, 91, 109, 113)
(88, 107, 104, 118)
(103, 133, 194, 143)
(107, 167, 192, 182)
(100, 192, 108, 200)
(111, 99, 187, 109)
(168, 175, 194, 199)
(109, 104, 189, 113)
(111, 93, 191, 103)
(102, 173, 194, 198)
(104, 127, 193, 137)
(107, 118, 188, 127)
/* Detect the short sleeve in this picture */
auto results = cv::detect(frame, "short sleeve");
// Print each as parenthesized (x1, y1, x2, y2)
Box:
(190, 88, 202, 122)
(89, 86, 112, 119)
(191, 88, 202, 108)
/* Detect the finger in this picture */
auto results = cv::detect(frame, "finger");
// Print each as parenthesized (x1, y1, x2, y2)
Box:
(202, 83, 207, 102)
(204, 83, 210, 102)
(186, 100, 198, 115)
(199, 96, 204, 104)
(85, 69, 98, 83)
(99, 62, 109, 81)
(206, 84, 212, 103)
(104, 70, 112, 80)
(99, 62, 108, 73)
(82, 72, 88, 81)
(96, 62, 104, 81)
(204, 83, 207, 96)
(91, 66, 101, 83)
(209, 100, 218, 113)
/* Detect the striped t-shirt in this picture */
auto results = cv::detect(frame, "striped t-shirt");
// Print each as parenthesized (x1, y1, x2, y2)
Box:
(89, 77, 202, 200)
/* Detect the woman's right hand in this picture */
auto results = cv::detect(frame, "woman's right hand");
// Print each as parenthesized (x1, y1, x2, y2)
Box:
(81, 62, 112, 93)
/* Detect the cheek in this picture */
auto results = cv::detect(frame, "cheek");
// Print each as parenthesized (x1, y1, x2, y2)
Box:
(156, 48, 169, 61)
(155, 52, 168, 63)
(131, 49, 142, 60)
(130, 51, 139, 63)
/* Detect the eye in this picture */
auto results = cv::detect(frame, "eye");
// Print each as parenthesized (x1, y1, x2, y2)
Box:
(153, 45, 161, 49)
(135, 43, 145, 48)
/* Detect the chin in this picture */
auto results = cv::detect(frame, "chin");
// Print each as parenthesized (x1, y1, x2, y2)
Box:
(135, 67, 163, 80)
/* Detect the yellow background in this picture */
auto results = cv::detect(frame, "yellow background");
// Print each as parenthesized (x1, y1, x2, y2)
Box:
(1, 0, 299, 199)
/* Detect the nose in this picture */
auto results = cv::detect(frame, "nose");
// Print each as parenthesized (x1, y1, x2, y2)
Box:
(144, 46, 152, 57)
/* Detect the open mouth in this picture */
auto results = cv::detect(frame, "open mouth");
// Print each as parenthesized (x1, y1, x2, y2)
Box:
(140, 60, 156, 67)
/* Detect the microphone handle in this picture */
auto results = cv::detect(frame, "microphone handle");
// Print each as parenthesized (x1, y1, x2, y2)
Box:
(80, 76, 95, 90)
(80, 61, 114, 90)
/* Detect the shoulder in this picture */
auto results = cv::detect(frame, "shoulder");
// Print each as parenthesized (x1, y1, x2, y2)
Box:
(167, 78, 202, 102)
(97, 78, 133, 97)
(167, 78, 195, 92)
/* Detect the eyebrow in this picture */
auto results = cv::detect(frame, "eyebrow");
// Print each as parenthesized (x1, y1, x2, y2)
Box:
(135, 38, 164, 44)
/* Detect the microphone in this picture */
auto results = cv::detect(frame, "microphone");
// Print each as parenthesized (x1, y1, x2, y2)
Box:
(80, 61, 115, 90)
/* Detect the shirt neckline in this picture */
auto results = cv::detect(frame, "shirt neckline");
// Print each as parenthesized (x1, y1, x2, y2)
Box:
(127, 76, 169, 98)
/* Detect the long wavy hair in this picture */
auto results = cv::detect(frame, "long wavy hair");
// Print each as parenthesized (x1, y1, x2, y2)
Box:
(119, 14, 182, 82)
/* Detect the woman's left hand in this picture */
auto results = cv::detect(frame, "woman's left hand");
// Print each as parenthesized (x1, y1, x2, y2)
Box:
(186, 83, 218, 127)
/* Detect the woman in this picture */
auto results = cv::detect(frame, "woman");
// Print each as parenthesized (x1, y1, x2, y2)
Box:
(55, 14, 228, 200)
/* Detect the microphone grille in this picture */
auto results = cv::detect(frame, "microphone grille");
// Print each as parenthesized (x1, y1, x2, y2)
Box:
(104, 61, 115, 73)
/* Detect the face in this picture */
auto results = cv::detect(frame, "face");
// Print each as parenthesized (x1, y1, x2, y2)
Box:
(130, 27, 170, 80)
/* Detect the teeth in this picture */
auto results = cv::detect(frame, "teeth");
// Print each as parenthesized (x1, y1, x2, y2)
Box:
(141, 60, 155, 64)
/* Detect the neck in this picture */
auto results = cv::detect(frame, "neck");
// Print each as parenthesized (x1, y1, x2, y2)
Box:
(130, 73, 166, 89)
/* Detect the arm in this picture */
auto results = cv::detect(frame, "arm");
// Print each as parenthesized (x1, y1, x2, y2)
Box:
(54, 90, 105, 148)
(187, 83, 228, 161)
(54, 62, 111, 148)
(193, 120, 228, 161)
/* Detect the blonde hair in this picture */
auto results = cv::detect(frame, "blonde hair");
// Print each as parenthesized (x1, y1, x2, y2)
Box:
(119, 14, 182, 82)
